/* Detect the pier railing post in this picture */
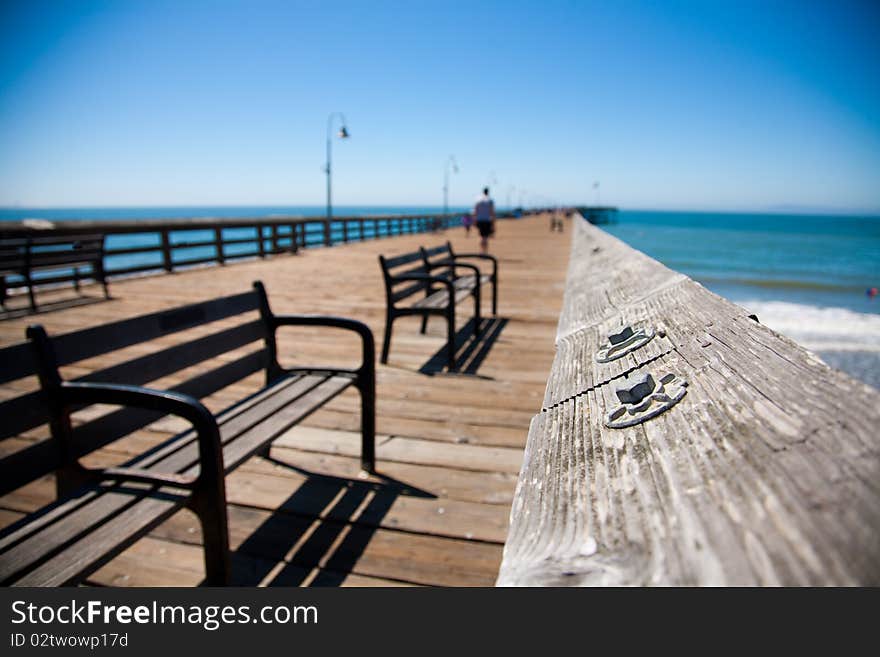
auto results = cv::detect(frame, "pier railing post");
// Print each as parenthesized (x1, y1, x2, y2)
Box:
(160, 229, 173, 272)
(214, 227, 225, 265)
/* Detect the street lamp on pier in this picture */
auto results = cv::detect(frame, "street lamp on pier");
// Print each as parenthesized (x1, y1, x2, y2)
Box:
(443, 155, 458, 217)
(325, 112, 350, 221)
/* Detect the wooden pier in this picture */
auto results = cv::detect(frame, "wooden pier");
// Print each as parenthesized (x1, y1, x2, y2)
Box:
(0, 212, 571, 586)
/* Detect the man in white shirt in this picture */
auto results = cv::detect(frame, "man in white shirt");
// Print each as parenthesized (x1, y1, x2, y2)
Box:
(473, 187, 496, 254)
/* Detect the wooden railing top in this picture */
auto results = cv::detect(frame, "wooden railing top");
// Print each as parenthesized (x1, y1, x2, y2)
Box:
(497, 212, 880, 586)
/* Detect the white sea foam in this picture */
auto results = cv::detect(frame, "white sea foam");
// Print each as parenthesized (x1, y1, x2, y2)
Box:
(735, 300, 880, 353)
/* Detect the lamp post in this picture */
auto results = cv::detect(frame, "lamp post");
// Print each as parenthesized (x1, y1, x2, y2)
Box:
(443, 155, 458, 217)
(506, 185, 516, 210)
(325, 112, 350, 222)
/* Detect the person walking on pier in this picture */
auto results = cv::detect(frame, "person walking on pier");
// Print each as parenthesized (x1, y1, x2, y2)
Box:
(474, 187, 496, 254)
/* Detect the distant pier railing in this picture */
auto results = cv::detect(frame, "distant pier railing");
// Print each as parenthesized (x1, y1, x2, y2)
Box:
(0, 210, 524, 292)
(497, 211, 880, 586)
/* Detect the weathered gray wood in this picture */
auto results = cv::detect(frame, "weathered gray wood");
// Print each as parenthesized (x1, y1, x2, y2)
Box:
(497, 214, 880, 586)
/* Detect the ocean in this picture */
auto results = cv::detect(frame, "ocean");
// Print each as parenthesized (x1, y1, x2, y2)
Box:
(3, 206, 879, 388)
(602, 210, 880, 389)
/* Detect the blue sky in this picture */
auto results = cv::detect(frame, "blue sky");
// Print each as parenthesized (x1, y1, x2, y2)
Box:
(1, 0, 878, 211)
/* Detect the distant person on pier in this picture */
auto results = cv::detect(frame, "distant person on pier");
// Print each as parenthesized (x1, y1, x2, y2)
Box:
(550, 207, 564, 232)
(462, 212, 474, 235)
(473, 187, 496, 254)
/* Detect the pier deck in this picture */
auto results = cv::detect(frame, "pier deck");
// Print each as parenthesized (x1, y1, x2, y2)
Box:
(0, 213, 570, 586)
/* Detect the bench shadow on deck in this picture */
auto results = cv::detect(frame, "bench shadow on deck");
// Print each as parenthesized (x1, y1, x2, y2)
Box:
(418, 317, 510, 377)
(230, 463, 434, 586)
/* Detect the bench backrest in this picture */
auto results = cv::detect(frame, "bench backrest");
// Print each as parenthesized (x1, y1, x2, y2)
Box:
(378, 251, 433, 305)
(0, 233, 105, 274)
(419, 244, 456, 281)
(0, 285, 270, 497)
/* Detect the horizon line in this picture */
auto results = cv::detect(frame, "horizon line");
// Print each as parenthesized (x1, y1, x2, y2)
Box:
(1, 203, 879, 218)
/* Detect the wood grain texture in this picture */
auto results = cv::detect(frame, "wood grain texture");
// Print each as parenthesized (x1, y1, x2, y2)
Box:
(497, 214, 880, 586)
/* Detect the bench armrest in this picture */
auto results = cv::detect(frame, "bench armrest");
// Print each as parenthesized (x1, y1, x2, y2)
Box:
(268, 315, 376, 385)
(60, 381, 223, 490)
(428, 259, 484, 284)
(446, 253, 498, 279)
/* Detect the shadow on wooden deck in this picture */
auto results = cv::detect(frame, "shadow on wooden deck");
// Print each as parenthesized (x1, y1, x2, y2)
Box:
(419, 317, 509, 377)
(227, 460, 435, 586)
(0, 293, 112, 322)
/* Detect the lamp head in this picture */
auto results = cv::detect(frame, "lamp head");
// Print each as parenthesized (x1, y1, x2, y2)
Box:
(338, 126, 350, 139)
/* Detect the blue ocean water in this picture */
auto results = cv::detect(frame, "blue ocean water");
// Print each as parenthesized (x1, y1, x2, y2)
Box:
(0, 205, 470, 223)
(602, 210, 880, 387)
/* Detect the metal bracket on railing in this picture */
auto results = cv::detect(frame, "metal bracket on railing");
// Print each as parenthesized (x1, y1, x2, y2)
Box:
(596, 324, 655, 363)
(604, 371, 687, 428)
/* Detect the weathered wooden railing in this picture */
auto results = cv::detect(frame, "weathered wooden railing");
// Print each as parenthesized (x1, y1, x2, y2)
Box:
(0, 210, 522, 291)
(497, 212, 880, 586)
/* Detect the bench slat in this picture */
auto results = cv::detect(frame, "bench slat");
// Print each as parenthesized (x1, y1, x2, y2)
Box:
(382, 251, 423, 269)
(129, 374, 332, 475)
(218, 375, 353, 472)
(411, 287, 472, 309)
(70, 349, 267, 459)
(422, 245, 447, 257)
(391, 281, 427, 303)
(0, 319, 266, 440)
(6, 486, 184, 586)
(54, 291, 261, 368)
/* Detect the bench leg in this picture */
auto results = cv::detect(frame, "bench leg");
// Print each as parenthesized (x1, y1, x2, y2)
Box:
(192, 490, 231, 586)
(474, 287, 482, 337)
(381, 311, 394, 364)
(492, 276, 498, 316)
(73, 268, 81, 293)
(447, 306, 456, 371)
(99, 266, 110, 299)
(420, 314, 428, 334)
(359, 381, 376, 473)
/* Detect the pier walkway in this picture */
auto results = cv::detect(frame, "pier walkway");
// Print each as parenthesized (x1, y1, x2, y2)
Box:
(0, 213, 570, 586)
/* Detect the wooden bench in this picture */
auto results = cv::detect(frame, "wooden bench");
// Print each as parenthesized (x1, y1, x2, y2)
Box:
(0, 281, 375, 586)
(378, 245, 492, 370)
(420, 241, 498, 315)
(0, 233, 109, 311)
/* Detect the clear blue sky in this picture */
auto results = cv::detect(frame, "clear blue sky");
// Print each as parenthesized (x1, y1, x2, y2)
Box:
(1, 0, 878, 211)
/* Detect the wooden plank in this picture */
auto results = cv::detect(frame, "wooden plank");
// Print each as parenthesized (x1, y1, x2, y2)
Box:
(247, 447, 518, 506)
(148, 505, 503, 586)
(222, 465, 510, 543)
(273, 426, 523, 474)
(86, 536, 417, 587)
